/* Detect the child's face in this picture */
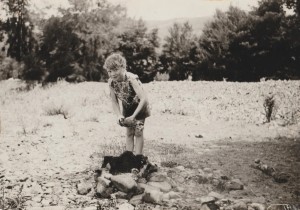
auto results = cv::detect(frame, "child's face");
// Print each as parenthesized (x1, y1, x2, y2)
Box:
(107, 67, 125, 81)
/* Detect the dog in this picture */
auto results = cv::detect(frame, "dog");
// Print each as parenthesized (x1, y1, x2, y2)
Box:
(101, 151, 149, 175)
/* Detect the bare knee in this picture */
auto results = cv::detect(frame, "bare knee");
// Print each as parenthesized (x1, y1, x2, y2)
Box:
(134, 127, 144, 137)
(126, 128, 135, 138)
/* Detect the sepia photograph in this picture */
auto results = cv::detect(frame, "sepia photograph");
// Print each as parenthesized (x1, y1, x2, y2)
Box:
(0, 0, 299, 209)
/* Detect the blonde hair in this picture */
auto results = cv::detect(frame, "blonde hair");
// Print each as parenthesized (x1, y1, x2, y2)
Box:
(104, 53, 126, 71)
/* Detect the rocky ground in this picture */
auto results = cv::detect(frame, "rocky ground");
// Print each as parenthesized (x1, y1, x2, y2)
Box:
(0, 79, 299, 210)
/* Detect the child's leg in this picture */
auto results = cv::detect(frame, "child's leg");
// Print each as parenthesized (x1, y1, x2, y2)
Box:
(134, 120, 145, 155)
(126, 127, 135, 152)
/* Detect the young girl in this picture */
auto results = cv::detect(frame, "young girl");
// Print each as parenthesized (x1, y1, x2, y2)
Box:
(104, 53, 151, 155)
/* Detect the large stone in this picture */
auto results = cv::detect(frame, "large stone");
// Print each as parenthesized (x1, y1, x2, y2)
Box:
(30, 182, 43, 195)
(200, 204, 211, 210)
(77, 181, 93, 195)
(225, 179, 244, 191)
(167, 191, 181, 199)
(111, 191, 128, 199)
(147, 181, 172, 192)
(138, 183, 161, 193)
(208, 191, 224, 200)
(83, 207, 98, 210)
(225, 201, 248, 210)
(148, 172, 168, 182)
(273, 172, 289, 183)
(96, 181, 107, 195)
(116, 203, 134, 210)
(97, 177, 111, 186)
(249, 203, 265, 210)
(129, 194, 144, 206)
(143, 190, 164, 204)
(199, 196, 216, 204)
(111, 173, 137, 193)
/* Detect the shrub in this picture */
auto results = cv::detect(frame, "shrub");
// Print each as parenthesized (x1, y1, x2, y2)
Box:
(263, 95, 277, 123)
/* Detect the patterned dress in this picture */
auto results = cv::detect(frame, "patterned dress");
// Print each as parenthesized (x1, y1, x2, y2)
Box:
(109, 72, 151, 120)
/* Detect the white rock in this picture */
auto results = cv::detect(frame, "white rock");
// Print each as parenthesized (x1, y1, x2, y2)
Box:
(116, 203, 134, 210)
(143, 190, 164, 204)
(111, 173, 137, 193)
(147, 181, 172, 193)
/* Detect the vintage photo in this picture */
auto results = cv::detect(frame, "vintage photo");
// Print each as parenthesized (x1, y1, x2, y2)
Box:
(0, 0, 299, 209)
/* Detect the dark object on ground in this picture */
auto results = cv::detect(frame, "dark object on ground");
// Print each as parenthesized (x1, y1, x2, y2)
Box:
(250, 160, 289, 183)
(140, 162, 158, 178)
(102, 151, 148, 175)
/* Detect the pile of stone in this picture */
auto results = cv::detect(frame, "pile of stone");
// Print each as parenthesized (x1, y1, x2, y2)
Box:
(93, 167, 181, 207)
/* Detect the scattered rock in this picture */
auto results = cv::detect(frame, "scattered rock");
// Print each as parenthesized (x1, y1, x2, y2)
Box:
(148, 172, 168, 182)
(96, 181, 107, 196)
(116, 202, 135, 210)
(143, 190, 164, 204)
(147, 181, 172, 192)
(129, 194, 144, 206)
(19, 176, 29, 182)
(110, 191, 127, 199)
(77, 181, 93, 195)
(83, 207, 98, 210)
(199, 196, 217, 204)
(252, 196, 266, 204)
(195, 134, 203, 138)
(175, 166, 185, 171)
(226, 201, 247, 210)
(208, 191, 224, 200)
(273, 172, 289, 183)
(32, 195, 42, 203)
(111, 173, 137, 193)
(249, 203, 266, 210)
(162, 193, 170, 201)
(138, 183, 161, 193)
(225, 179, 244, 191)
(200, 204, 211, 210)
(203, 168, 213, 173)
(166, 191, 181, 199)
(137, 177, 147, 183)
(43, 182, 56, 188)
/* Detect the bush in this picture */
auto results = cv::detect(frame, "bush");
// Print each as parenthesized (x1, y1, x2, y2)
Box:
(263, 95, 277, 123)
(0, 57, 24, 80)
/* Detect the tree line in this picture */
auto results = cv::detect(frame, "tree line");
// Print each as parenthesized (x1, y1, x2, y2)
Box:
(0, 0, 299, 83)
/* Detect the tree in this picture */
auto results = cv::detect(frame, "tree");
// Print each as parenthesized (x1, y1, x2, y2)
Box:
(117, 19, 159, 83)
(160, 22, 198, 80)
(39, 0, 126, 82)
(0, 0, 35, 62)
(227, 0, 297, 81)
(197, 7, 248, 80)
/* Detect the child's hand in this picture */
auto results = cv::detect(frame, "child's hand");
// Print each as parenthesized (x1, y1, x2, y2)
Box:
(123, 116, 136, 127)
(118, 117, 125, 126)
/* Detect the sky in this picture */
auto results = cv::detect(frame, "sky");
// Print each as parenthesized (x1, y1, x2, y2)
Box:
(26, 0, 260, 21)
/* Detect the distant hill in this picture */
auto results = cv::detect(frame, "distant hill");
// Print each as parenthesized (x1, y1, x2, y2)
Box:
(145, 16, 212, 44)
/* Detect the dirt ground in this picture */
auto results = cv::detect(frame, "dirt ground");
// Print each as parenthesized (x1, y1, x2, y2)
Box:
(0, 80, 299, 209)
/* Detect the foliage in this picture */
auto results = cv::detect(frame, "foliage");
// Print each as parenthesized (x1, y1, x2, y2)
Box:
(0, 0, 35, 62)
(197, 6, 249, 81)
(160, 22, 198, 80)
(196, 0, 300, 81)
(263, 95, 277, 122)
(0, 56, 24, 79)
(117, 19, 160, 83)
(38, 0, 125, 82)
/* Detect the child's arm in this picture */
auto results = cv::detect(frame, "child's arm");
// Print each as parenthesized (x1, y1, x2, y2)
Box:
(109, 86, 123, 122)
(127, 79, 149, 120)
